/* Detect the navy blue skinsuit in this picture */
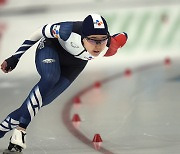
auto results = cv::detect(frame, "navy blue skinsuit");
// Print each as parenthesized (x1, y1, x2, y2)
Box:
(0, 21, 91, 137)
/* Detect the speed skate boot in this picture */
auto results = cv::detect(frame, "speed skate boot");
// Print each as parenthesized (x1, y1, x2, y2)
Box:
(8, 128, 26, 152)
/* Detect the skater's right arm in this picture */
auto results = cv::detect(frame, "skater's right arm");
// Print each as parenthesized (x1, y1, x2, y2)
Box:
(1, 22, 66, 73)
(1, 27, 43, 73)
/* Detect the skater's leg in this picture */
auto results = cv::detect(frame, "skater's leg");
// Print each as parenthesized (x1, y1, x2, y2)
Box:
(18, 46, 61, 128)
(0, 112, 20, 138)
(43, 65, 87, 106)
(0, 46, 60, 138)
(17, 65, 87, 124)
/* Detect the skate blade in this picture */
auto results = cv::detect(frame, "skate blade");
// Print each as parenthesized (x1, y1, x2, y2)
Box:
(3, 149, 23, 154)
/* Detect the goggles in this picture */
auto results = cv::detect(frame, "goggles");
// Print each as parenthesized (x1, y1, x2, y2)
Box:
(85, 36, 109, 45)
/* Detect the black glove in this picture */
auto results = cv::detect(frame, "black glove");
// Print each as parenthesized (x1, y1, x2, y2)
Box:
(5, 55, 19, 71)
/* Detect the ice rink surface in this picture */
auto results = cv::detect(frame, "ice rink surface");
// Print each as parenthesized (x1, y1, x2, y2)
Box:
(0, 1, 180, 153)
(1, 56, 180, 154)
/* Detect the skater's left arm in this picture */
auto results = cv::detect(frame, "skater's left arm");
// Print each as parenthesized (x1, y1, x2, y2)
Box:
(104, 32, 128, 57)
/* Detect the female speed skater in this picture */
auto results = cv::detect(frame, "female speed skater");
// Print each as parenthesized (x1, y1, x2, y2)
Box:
(0, 13, 128, 152)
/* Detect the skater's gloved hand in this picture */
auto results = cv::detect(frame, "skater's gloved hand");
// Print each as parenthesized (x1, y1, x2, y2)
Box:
(109, 32, 128, 50)
(1, 55, 19, 73)
(104, 32, 128, 57)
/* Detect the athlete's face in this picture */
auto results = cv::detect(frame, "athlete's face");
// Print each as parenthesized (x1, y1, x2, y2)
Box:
(83, 35, 108, 57)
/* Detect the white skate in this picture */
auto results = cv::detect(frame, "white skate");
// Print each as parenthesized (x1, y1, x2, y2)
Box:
(8, 128, 26, 152)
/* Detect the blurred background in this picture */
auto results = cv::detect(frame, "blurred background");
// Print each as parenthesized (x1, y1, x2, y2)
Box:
(0, 0, 180, 153)
(0, 0, 179, 79)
